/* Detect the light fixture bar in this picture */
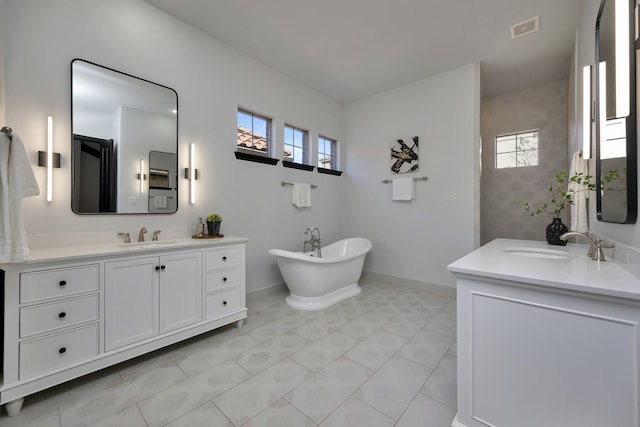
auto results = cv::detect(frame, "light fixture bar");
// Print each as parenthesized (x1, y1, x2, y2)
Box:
(46, 116, 53, 202)
(582, 65, 592, 159)
(140, 159, 145, 193)
(615, 0, 630, 117)
(190, 143, 195, 204)
(599, 61, 608, 147)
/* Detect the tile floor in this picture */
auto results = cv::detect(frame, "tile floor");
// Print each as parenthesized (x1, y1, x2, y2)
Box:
(0, 277, 457, 427)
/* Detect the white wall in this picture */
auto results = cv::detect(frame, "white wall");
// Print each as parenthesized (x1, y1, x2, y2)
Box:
(3, 0, 481, 293)
(575, 0, 640, 251)
(343, 64, 481, 288)
(3, 0, 345, 292)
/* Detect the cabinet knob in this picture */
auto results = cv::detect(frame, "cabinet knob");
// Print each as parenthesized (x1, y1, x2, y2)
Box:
(160, 265, 166, 270)
(222, 256, 227, 261)
(58, 347, 67, 354)
(59, 280, 67, 287)
(222, 301, 227, 306)
(223, 277, 227, 282)
(155, 266, 160, 271)
(58, 312, 66, 319)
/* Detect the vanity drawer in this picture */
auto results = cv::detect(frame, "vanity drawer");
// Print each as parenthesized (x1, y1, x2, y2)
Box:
(19, 324, 99, 379)
(20, 265, 100, 303)
(205, 246, 241, 270)
(205, 286, 241, 320)
(205, 267, 241, 292)
(20, 294, 99, 338)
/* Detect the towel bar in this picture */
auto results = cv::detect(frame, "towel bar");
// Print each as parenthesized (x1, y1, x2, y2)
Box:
(281, 181, 318, 189)
(381, 176, 427, 184)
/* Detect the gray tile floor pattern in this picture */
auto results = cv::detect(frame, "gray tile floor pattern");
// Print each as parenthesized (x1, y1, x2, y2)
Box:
(0, 278, 457, 426)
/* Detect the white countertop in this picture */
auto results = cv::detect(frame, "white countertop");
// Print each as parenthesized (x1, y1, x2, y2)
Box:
(447, 238, 640, 301)
(0, 236, 249, 267)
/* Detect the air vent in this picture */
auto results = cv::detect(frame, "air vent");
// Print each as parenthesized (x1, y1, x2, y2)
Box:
(511, 16, 539, 39)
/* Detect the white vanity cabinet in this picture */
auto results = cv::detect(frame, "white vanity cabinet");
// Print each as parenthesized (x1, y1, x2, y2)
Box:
(448, 239, 640, 427)
(16, 264, 101, 380)
(104, 251, 202, 351)
(0, 237, 248, 416)
(204, 245, 244, 323)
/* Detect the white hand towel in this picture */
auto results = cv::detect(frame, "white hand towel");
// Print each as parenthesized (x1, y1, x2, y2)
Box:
(0, 133, 40, 263)
(292, 182, 311, 208)
(568, 151, 589, 232)
(154, 195, 168, 209)
(392, 177, 414, 201)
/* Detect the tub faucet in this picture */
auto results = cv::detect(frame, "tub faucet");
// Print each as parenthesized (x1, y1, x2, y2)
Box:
(560, 231, 613, 261)
(137, 227, 148, 242)
(304, 227, 322, 257)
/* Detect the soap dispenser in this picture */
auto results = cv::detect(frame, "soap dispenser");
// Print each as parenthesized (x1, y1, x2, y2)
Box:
(196, 217, 204, 237)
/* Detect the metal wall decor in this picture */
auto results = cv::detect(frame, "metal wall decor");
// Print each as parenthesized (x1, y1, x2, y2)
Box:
(390, 136, 419, 174)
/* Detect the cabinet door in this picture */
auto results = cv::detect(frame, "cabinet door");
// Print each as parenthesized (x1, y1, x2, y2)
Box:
(159, 251, 202, 333)
(105, 257, 159, 351)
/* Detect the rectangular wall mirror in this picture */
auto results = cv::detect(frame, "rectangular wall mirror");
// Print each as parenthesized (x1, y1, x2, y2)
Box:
(71, 59, 178, 214)
(595, 0, 637, 223)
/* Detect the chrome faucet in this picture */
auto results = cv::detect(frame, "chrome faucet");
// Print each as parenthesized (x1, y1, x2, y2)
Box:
(303, 227, 322, 257)
(560, 231, 613, 261)
(137, 227, 148, 242)
(117, 232, 131, 243)
(152, 230, 161, 241)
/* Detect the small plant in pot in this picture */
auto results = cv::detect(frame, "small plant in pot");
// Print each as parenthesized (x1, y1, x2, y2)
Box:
(520, 172, 594, 245)
(205, 213, 222, 236)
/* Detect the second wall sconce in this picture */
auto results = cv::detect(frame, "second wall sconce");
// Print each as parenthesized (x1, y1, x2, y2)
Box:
(137, 159, 146, 194)
(37, 116, 61, 202)
(184, 142, 198, 205)
(614, 0, 630, 118)
(582, 65, 592, 159)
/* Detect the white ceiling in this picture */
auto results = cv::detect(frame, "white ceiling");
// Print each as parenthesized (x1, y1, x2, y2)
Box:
(143, 0, 586, 104)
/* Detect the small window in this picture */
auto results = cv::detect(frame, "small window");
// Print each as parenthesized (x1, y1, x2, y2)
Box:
(237, 109, 272, 156)
(495, 130, 539, 169)
(318, 136, 337, 170)
(284, 124, 308, 164)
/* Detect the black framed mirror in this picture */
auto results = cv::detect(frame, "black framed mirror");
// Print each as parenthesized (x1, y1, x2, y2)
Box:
(595, 0, 637, 223)
(71, 59, 178, 214)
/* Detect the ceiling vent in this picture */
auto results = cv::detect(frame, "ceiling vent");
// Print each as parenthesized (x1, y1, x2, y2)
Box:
(511, 16, 539, 39)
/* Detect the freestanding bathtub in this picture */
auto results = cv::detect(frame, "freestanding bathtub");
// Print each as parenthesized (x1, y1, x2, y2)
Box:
(269, 237, 372, 310)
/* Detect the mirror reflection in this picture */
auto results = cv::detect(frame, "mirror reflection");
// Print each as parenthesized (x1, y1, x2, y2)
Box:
(71, 59, 178, 214)
(595, 0, 637, 223)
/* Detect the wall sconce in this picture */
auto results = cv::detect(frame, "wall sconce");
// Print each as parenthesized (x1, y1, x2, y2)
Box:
(37, 116, 61, 202)
(615, 0, 630, 117)
(599, 61, 608, 146)
(184, 143, 198, 204)
(582, 65, 592, 159)
(137, 159, 146, 193)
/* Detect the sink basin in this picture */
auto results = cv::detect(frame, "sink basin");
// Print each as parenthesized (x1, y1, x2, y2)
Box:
(117, 240, 178, 249)
(502, 247, 576, 260)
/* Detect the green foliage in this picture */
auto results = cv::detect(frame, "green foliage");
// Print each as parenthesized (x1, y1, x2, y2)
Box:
(601, 168, 627, 193)
(206, 213, 222, 222)
(520, 171, 595, 218)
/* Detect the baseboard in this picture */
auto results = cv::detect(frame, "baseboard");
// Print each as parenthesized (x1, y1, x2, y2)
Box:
(246, 283, 288, 304)
(361, 271, 456, 298)
(247, 272, 456, 303)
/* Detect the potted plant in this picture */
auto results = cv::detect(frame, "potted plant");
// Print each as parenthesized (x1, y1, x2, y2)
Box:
(205, 213, 222, 236)
(520, 172, 594, 245)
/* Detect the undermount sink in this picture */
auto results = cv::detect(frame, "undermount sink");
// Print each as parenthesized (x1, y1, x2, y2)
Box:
(117, 241, 178, 249)
(501, 247, 577, 260)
